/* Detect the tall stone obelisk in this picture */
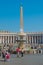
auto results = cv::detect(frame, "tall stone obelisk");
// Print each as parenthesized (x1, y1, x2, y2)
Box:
(20, 6, 23, 33)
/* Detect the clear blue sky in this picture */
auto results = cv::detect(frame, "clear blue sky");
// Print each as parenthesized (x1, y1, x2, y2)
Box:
(0, 0, 43, 32)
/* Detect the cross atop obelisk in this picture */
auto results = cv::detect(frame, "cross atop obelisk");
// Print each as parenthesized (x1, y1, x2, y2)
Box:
(20, 6, 23, 33)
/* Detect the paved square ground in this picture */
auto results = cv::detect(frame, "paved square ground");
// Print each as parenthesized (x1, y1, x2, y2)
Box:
(0, 54, 43, 65)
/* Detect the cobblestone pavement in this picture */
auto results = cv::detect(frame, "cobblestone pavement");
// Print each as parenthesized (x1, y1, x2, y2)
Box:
(0, 54, 43, 65)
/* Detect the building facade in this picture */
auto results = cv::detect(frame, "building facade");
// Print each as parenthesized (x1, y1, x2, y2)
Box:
(0, 31, 43, 47)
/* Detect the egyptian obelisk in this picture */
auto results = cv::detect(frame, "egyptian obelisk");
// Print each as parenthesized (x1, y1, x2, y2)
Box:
(20, 6, 23, 33)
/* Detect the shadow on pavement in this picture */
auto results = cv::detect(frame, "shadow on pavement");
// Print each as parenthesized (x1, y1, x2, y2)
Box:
(0, 59, 5, 62)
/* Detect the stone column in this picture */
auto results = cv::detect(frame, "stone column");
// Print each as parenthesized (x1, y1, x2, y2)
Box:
(12, 36, 14, 44)
(8, 36, 9, 44)
(0, 36, 1, 43)
(42, 36, 43, 43)
(26, 36, 27, 44)
(40, 36, 41, 44)
(3, 36, 4, 44)
(9, 36, 10, 44)
(29, 36, 31, 44)
(11, 36, 12, 44)
(32, 36, 34, 47)
(37, 36, 38, 45)
(1, 36, 3, 43)
(34, 36, 36, 45)
(35, 36, 36, 46)
(32, 36, 33, 44)
(11, 36, 13, 44)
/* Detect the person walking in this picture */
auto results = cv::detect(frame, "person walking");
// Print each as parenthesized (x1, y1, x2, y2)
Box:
(21, 48, 24, 57)
(2, 49, 6, 60)
(16, 47, 20, 57)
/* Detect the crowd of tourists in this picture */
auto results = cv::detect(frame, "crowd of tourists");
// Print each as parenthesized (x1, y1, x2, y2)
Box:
(2, 49, 10, 61)
(0, 47, 24, 62)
